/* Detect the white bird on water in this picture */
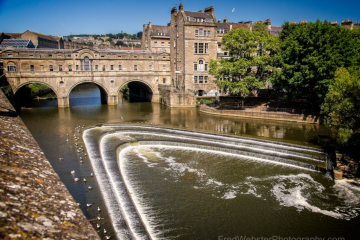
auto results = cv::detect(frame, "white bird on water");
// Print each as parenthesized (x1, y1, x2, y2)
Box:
(106, 235, 111, 239)
(88, 186, 93, 190)
(98, 207, 101, 212)
(74, 178, 79, 182)
(104, 229, 107, 234)
(71, 170, 75, 175)
(86, 203, 92, 207)
(96, 223, 100, 229)
(83, 178, 86, 182)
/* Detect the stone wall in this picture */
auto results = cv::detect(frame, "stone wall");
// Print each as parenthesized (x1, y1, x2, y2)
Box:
(0, 90, 100, 239)
(335, 151, 360, 179)
(199, 104, 320, 123)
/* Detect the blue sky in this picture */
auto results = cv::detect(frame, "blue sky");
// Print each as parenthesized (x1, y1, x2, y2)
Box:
(0, 0, 359, 36)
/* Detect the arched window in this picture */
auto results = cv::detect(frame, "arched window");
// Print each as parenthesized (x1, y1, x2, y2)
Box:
(84, 56, 90, 71)
(198, 60, 204, 71)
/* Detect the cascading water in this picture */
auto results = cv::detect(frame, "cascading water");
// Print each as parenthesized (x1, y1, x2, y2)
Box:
(83, 124, 360, 240)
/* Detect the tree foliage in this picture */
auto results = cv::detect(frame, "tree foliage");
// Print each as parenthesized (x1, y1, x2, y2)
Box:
(271, 20, 360, 103)
(209, 22, 279, 97)
(321, 67, 360, 145)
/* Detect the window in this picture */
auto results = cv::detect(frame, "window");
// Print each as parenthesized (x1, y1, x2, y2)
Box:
(199, 76, 204, 83)
(8, 54, 13, 57)
(205, 63, 208, 71)
(195, 30, 198, 36)
(84, 56, 90, 71)
(30, 65, 34, 72)
(154, 42, 157, 47)
(76, 65, 79, 71)
(7, 65, 16, 72)
(102, 65, 105, 71)
(194, 76, 198, 83)
(194, 43, 198, 54)
(205, 76, 208, 83)
(161, 42, 164, 47)
(118, 56, 122, 58)
(168, 42, 170, 47)
(68, 55, 71, 57)
(134, 65, 137, 71)
(49, 65, 53, 71)
(110, 65, 114, 71)
(207, 31, 211, 37)
(119, 65, 122, 71)
(29, 55, 33, 57)
(59, 65, 63, 71)
(163, 78, 166, 84)
(198, 60, 204, 71)
(163, 65, 166, 71)
(205, 43, 208, 54)
(48, 54, 52, 57)
(199, 43, 204, 54)
(199, 28, 203, 36)
(194, 63, 197, 71)
(149, 65, 152, 71)
(68, 65, 72, 71)
(95, 65, 98, 71)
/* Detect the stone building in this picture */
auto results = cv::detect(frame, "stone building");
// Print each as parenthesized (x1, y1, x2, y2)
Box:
(1, 47, 170, 106)
(169, 4, 218, 97)
(21, 30, 63, 49)
(142, 22, 171, 53)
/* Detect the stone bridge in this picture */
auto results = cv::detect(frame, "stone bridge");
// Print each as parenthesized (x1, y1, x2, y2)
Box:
(1, 47, 171, 107)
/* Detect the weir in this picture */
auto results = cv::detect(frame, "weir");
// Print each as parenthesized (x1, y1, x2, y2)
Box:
(83, 124, 331, 239)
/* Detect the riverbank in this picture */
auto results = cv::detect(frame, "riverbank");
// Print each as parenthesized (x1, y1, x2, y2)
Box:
(199, 104, 321, 123)
(0, 90, 99, 239)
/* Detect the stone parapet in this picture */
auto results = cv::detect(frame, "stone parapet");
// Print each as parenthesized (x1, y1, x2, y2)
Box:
(0, 90, 100, 239)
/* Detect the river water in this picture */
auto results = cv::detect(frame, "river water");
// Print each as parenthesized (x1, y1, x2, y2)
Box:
(18, 84, 360, 239)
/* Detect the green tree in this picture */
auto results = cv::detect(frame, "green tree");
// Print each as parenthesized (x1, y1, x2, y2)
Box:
(271, 20, 360, 104)
(321, 67, 360, 145)
(209, 22, 279, 97)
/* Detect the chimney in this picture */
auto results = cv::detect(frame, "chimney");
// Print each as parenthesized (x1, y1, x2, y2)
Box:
(289, 21, 297, 24)
(171, 6, 177, 14)
(330, 21, 338, 26)
(205, 6, 214, 13)
(341, 19, 353, 29)
(179, 3, 183, 11)
(198, 10, 203, 12)
(299, 20, 307, 24)
(223, 17, 228, 23)
(218, 19, 221, 23)
(264, 18, 271, 31)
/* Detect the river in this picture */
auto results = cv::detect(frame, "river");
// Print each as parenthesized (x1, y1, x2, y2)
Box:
(18, 83, 360, 239)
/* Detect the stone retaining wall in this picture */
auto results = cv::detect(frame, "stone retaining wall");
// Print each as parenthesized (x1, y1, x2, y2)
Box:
(199, 104, 320, 123)
(0, 90, 100, 239)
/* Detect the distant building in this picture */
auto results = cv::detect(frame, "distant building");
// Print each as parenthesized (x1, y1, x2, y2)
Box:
(21, 30, 63, 49)
(0, 39, 35, 49)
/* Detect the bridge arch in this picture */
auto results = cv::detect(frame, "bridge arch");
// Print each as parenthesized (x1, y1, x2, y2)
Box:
(119, 79, 154, 102)
(14, 81, 59, 97)
(13, 81, 59, 109)
(67, 80, 110, 105)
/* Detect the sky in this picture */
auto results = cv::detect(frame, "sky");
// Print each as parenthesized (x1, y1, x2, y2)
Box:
(0, 0, 359, 36)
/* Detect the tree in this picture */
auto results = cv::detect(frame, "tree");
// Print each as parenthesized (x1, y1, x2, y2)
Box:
(321, 67, 360, 145)
(271, 20, 360, 104)
(137, 31, 143, 39)
(209, 22, 279, 98)
(116, 40, 124, 46)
